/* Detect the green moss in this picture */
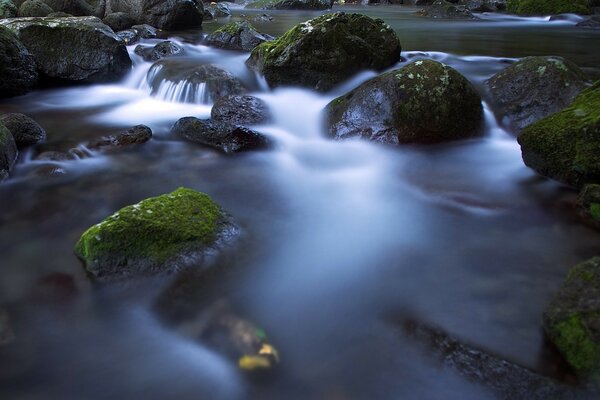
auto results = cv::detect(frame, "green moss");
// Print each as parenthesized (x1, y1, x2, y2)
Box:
(214, 21, 252, 36)
(590, 203, 600, 220)
(75, 188, 227, 271)
(507, 0, 590, 15)
(553, 313, 600, 381)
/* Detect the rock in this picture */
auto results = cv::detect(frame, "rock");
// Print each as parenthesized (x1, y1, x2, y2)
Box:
(0, 113, 46, 148)
(325, 60, 483, 145)
(0, 122, 18, 181)
(250, 13, 273, 22)
(34, 150, 75, 161)
(147, 60, 246, 103)
(577, 15, 600, 27)
(86, 124, 152, 151)
(131, 23, 156, 38)
(576, 184, 600, 230)
(0, 308, 15, 346)
(463, 0, 506, 12)
(103, 11, 134, 31)
(47, 10, 72, 16)
(486, 56, 589, 133)
(171, 117, 271, 153)
(517, 80, 600, 188)
(74, 187, 236, 282)
(543, 257, 600, 385)
(134, 41, 183, 62)
(204, 21, 273, 52)
(245, 0, 333, 9)
(204, 2, 230, 18)
(0, 26, 39, 98)
(0, 0, 17, 17)
(1, 16, 132, 83)
(246, 12, 401, 91)
(211, 95, 271, 125)
(506, 0, 590, 15)
(116, 28, 139, 44)
(416, 0, 478, 18)
(42, 0, 95, 16)
(18, 0, 53, 17)
(104, 0, 204, 30)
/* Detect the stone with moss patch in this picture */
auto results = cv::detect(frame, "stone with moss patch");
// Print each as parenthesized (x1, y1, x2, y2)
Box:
(543, 257, 600, 385)
(517, 80, 600, 188)
(576, 184, 600, 230)
(246, 12, 401, 91)
(205, 21, 273, 52)
(0, 122, 18, 181)
(325, 59, 483, 144)
(486, 56, 588, 133)
(507, 0, 590, 15)
(74, 187, 237, 281)
(0, 0, 17, 18)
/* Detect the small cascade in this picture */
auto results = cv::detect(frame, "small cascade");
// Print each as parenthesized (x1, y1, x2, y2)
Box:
(151, 80, 211, 104)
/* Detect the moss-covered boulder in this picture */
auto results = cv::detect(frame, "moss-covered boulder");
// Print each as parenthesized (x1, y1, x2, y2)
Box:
(204, 21, 273, 52)
(506, 0, 590, 15)
(486, 56, 588, 133)
(0, 113, 46, 148)
(0, 25, 38, 98)
(0, 122, 18, 181)
(576, 184, 600, 230)
(246, 12, 401, 91)
(18, 0, 53, 17)
(0, 0, 18, 18)
(75, 187, 236, 281)
(325, 60, 483, 144)
(245, 0, 333, 10)
(104, 0, 204, 31)
(1, 16, 131, 83)
(517, 81, 600, 188)
(543, 257, 600, 385)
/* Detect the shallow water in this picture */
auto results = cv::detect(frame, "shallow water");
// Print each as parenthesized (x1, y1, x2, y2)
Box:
(1, 5, 600, 399)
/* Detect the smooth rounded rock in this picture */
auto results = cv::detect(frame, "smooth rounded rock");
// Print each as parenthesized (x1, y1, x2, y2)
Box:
(0, 113, 46, 148)
(211, 95, 271, 125)
(0, 25, 39, 98)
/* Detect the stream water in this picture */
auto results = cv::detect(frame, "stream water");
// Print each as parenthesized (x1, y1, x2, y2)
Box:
(1, 5, 600, 399)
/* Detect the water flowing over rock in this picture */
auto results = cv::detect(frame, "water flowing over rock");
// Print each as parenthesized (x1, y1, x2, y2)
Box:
(0, 113, 46, 149)
(211, 95, 271, 125)
(146, 60, 246, 104)
(246, 12, 401, 91)
(134, 41, 184, 62)
(75, 187, 237, 282)
(486, 56, 589, 133)
(0, 25, 39, 98)
(104, 0, 204, 30)
(204, 21, 273, 52)
(0, 122, 18, 181)
(518, 80, 600, 188)
(1, 16, 131, 83)
(325, 59, 484, 144)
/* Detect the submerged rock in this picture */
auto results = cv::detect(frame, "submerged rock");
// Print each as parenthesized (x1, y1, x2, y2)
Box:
(0, 122, 18, 181)
(211, 95, 271, 125)
(486, 56, 588, 132)
(1, 16, 131, 83)
(204, 21, 273, 52)
(518, 80, 600, 188)
(506, 0, 590, 15)
(0, 26, 38, 98)
(416, 0, 477, 19)
(103, 11, 135, 31)
(75, 187, 236, 281)
(104, 0, 204, 30)
(134, 41, 184, 62)
(576, 184, 600, 230)
(18, 0, 53, 17)
(325, 59, 483, 144)
(246, 12, 401, 91)
(0, 113, 46, 149)
(245, 0, 333, 9)
(86, 124, 152, 151)
(0, 0, 18, 18)
(171, 117, 271, 154)
(543, 257, 600, 386)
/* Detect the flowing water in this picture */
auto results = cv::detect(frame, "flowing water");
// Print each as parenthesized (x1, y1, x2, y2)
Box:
(1, 5, 600, 399)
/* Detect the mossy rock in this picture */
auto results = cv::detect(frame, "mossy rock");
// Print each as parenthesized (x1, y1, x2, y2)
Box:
(576, 184, 600, 230)
(245, 0, 333, 10)
(0, 25, 39, 98)
(506, 0, 590, 15)
(205, 21, 273, 52)
(0, 0, 18, 18)
(486, 56, 589, 133)
(74, 187, 237, 281)
(246, 12, 401, 91)
(0, 122, 18, 181)
(325, 59, 483, 144)
(517, 80, 600, 188)
(543, 257, 600, 385)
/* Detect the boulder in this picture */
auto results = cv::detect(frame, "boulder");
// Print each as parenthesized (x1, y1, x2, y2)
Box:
(211, 95, 271, 125)
(204, 2, 230, 18)
(245, 0, 333, 9)
(543, 257, 600, 385)
(134, 40, 183, 61)
(0, 122, 18, 181)
(0, 25, 38, 98)
(517, 80, 600, 188)
(42, 0, 95, 16)
(325, 59, 484, 145)
(86, 124, 152, 151)
(204, 21, 273, 51)
(116, 28, 139, 44)
(0, 113, 46, 148)
(18, 0, 53, 17)
(131, 23, 156, 38)
(506, 0, 590, 15)
(102, 11, 134, 31)
(75, 187, 237, 281)
(171, 117, 271, 153)
(576, 184, 600, 230)
(1, 16, 131, 83)
(416, 0, 477, 18)
(104, 0, 203, 30)
(147, 60, 246, 103)
(486, 56, 589, 133)
(0, 0, 17, 17)
(246, 12, 401, 91)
